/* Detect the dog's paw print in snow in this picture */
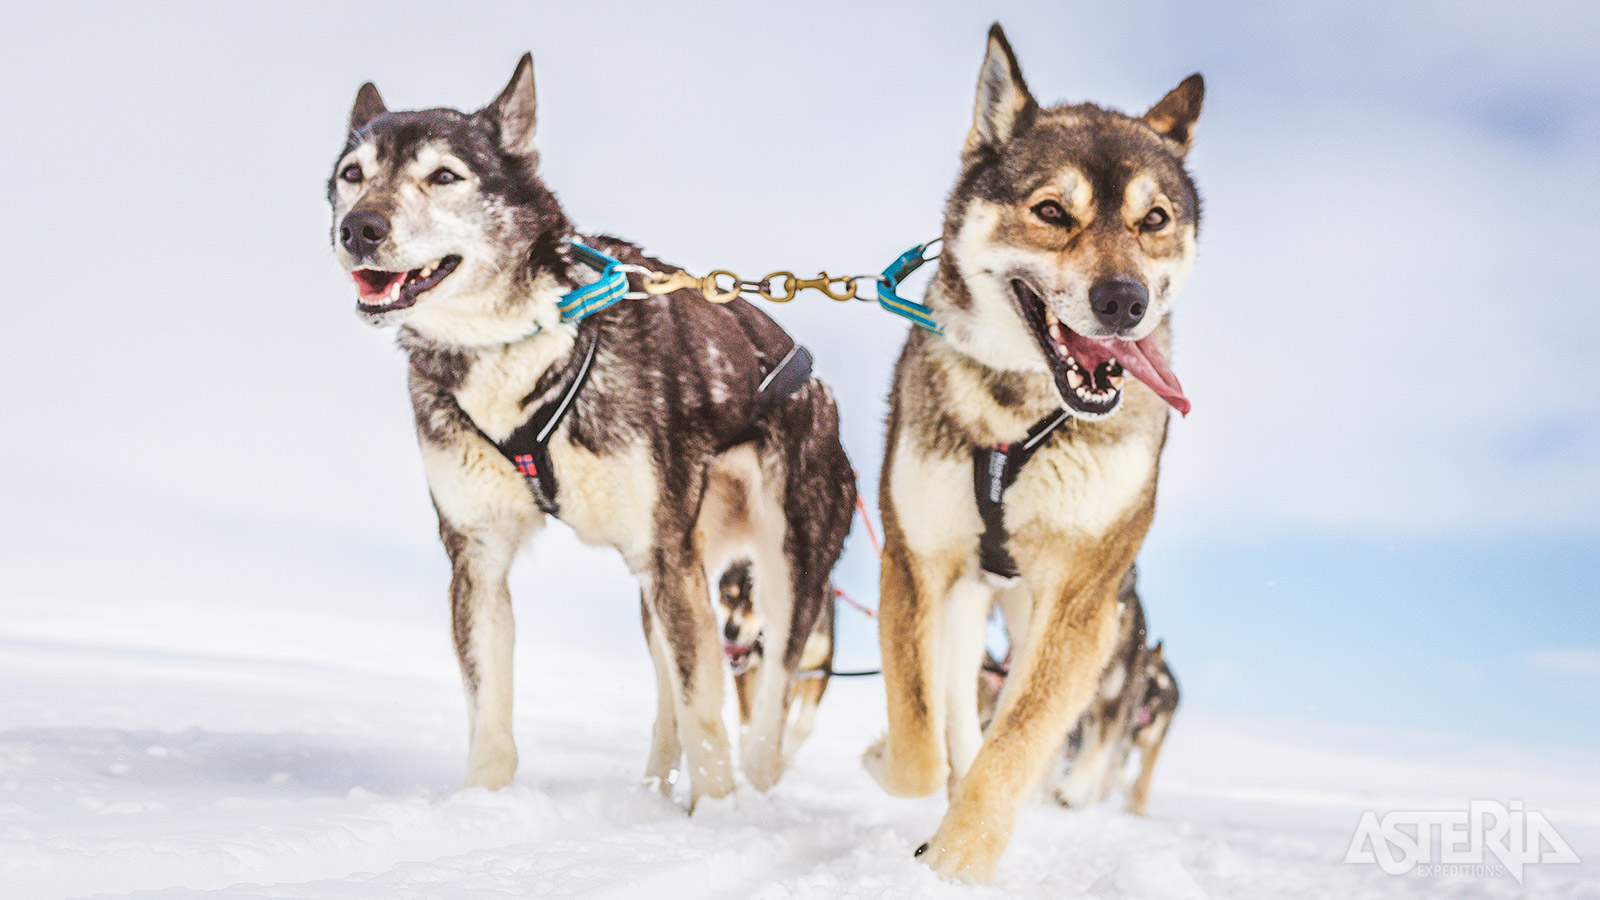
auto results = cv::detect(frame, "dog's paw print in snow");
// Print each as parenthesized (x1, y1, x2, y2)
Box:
(1091, 848, 1208, 900)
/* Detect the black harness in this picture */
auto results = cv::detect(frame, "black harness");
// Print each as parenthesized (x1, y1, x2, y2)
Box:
(490, 328, 813, 518)
(973, 408, 1072, 578)
(720, 343, 813, 450)
(494, 327, 602, 515)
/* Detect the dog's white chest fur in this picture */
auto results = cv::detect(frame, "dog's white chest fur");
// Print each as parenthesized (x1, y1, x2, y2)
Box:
(453, 335, 574, 441)
(445, 333, 656, 561)
(1004, 431, 1159, 541)
(891, 421, 1158, 565)
(548, 437, 656, 562)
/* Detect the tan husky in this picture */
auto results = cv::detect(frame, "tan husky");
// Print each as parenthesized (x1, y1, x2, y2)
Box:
(862, 24, 1203, 882)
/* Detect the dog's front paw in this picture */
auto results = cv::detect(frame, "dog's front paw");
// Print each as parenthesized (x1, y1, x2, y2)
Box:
(686, 768, 735, 813)
(862, 734, 946, 798)
(1052, 767, 1097, 809)
(914, 823, 1003, 884)
(463, 746, 518, 791)
(743, 741, 785, 793)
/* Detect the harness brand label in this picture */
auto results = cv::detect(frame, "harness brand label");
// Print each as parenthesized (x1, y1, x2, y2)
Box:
(987, 449, 1008, 503)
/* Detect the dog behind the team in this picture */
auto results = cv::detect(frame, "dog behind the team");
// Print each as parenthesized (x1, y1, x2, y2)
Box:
(864, 23, 1203, 881)
(979, 567, 1180, 815)
(717, 562, 834, 763)
(1120, 641, 1178, 815)
(326, 56, 855, 806)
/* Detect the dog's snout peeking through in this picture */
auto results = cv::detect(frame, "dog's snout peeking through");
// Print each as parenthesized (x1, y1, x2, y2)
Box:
(339, 209, 391, 259)
(1088, 278, 1149, 333)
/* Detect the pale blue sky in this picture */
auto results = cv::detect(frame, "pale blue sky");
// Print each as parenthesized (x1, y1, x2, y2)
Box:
(0, 1, 1595, 746)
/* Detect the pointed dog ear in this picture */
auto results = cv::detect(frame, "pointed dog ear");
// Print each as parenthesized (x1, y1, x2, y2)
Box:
(965, 23, 1037, 157)
(489, 53, 538, 158)
(349, 82, 387, 132)
(1143, 74, 1204, 157)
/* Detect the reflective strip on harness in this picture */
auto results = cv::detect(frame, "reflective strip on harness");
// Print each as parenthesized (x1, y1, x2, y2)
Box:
(493, 330, 600, 515)
(719, 342, 813, 450)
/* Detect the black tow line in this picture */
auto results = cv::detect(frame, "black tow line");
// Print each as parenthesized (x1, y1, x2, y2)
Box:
(794, 666, 881, 680)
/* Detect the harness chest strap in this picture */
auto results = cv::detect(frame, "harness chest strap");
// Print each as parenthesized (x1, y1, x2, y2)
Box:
(494, 327, 601, 515)
(974, 408, 1072, 578)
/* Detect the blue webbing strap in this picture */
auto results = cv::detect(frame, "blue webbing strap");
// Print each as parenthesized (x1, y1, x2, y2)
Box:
(877, 239, 944, 334)
(558, 240, 629, 324)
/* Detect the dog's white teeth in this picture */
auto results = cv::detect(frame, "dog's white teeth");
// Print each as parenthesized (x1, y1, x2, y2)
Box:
(1044, 307, 1058, 326)
(1067, 369, 1084, 389)
(1049, 322, 1064, 341)
(419, 261, 437, 279)
(1109, 375, 1125, 388)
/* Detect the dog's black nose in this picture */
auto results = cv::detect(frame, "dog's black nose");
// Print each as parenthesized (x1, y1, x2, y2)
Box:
(339, 210, 390, 259)
(1089, 278, 1149, 333)
(723, 619, 742, 643)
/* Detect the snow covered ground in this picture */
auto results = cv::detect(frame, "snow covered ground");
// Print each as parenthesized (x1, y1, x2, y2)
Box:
(3, 530, 1597, 900)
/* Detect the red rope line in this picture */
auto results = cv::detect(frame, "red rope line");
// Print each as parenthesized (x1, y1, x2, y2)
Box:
(854, 484, 883, 557)
(834, 586, 877, 619)
(832, 475, 882, 619)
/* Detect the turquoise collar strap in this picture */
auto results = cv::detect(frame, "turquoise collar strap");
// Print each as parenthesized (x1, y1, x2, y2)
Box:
(559, 240, 629, 324)
(877, 238, 944, 334)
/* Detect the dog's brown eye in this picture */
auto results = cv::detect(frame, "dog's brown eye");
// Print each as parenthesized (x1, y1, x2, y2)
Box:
(429, 167, 461, 185)
(1140, 208, 1170, 232)
(340, 164, 363, 183)
(1032, 200, 1071, 226)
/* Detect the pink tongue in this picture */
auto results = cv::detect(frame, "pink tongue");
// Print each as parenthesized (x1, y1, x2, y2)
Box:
(1060, 332, 1190, 416)
(353, 269, 405, 304)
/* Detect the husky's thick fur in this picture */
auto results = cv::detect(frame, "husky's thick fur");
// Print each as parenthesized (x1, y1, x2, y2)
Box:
(979, 567, 1180, 815)
(864, 24, 1203, 881)
(327, 57, 854, 804)
(717, 562, 833, 762)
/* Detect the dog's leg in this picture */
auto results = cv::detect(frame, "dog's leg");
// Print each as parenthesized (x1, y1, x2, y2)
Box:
(1126, 714, 1171, 816)
(783, 673, 827, 766)
(745, 408, 850, 793)
(1054, 711, 1109, 808)
(1093, 706, 1141, 806)
(993, 580, 1033, 669)
(649, 541, 735, 809)
(917, 561, 1128, 882)
(641, 590, 681, 796)
(734, 667, 755, 736)
(440, 519, 523, 791)
(943, 576, 994, 791)
(865, 524, 961, 798)
(1098, 738, 1136, 806)
(743, 535, 795, 793)
(784, 591, 834, 766)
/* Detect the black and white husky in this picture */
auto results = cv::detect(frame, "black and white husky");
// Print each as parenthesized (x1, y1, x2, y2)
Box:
(326, 56, 855, 806)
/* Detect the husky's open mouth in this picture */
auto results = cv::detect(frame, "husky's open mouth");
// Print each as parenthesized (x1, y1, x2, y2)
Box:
(1011, 279, 1190, 417)
(724, 639, 760, 675)
(352, 256, 462, 313)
